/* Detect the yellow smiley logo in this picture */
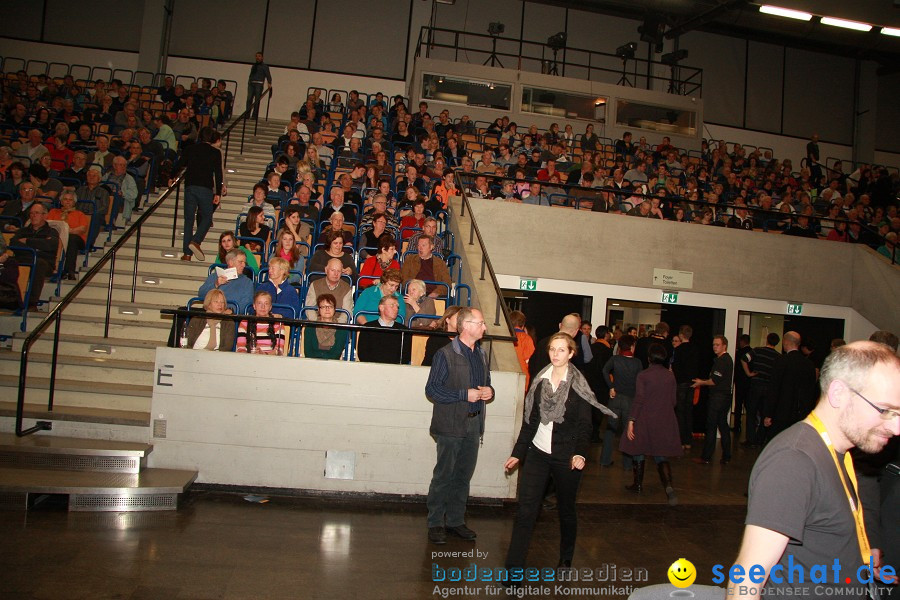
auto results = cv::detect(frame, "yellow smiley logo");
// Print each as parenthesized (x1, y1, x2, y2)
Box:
(668, 558, 696, 588)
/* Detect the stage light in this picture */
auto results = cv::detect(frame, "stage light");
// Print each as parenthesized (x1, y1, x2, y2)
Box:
(661, 49, 689, 65)
(616, 42, 638, 60)
(547, 32, 567, 51)
(488, 22, 505, 36)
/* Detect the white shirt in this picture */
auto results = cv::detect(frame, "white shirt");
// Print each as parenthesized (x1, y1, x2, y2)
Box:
(532, 366, 568, 454)
(192, 321, 221, 350)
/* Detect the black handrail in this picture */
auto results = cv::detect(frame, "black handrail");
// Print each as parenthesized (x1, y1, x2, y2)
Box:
(415, 26, 703, 97)
(15, 171, 186, 437)
(449, 175, 518, 338)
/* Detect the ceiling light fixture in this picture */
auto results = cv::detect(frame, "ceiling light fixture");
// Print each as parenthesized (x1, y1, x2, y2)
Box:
(820, 16, 872, 32)
(880, 26, 900, 37)
(758, 5, 812, 21)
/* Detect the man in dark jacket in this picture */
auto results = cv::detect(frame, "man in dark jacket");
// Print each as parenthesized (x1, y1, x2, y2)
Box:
(11, 202, 59, 306)
(174, 127, 223, 262)
(355, 296, 410, 364)
(764, 330, 817, 437)
(672, 324, 700, 447)
(425, 307, 493, 545)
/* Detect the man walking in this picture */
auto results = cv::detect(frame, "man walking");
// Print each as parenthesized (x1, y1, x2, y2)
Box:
(765, 331, 817, 437)
(425, 307, 493, 545)
(246, 52, 272, 119)
(743, 333, 781, 447)
(692, 335, 734, 465)
(672, 325, 700, 449)
(175, 127, 223, 261)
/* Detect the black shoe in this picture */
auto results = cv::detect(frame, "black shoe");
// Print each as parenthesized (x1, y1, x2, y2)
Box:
(557, 560, 572, 569)
(720, 458, 731, 466)
(446, 524, 477, 540)
(65, 273, 77, 280)
(428, 526, 447, 545)
(692, 458, 711, 465)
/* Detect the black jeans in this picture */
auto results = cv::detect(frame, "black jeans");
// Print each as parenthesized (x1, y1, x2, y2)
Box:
(745, 382, 769, 445)
(675, 382, 694, 445)
(505, 446, 583, 568)
(701, 394, 732, 461)
(246, 82, 264, 118)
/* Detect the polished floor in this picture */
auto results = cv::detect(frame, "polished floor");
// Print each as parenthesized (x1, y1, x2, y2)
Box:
(0, 435, 754, 600)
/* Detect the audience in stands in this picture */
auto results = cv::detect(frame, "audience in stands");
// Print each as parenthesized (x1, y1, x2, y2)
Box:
(199, 249, 254, 310)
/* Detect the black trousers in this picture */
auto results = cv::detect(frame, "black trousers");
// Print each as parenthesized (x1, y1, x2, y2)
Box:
(63, 235, 86, 275)
(505, 446, 583, 569)
(745, 382, 769, 444)
(733, 381, 750, 431)
(675, 382, 694, 445)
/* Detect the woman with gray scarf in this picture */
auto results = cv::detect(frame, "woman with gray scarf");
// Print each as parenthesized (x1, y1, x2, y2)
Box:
(502, 333, 616, 583)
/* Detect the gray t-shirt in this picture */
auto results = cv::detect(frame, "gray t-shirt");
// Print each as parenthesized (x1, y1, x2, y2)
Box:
(747, 422, 867, 599)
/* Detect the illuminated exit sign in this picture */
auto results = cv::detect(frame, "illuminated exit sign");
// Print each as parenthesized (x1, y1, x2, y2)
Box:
(661, 292, 679, 304)
(787, 303, 803, 315)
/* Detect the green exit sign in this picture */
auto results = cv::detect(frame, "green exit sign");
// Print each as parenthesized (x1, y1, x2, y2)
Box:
(519, 278, 537, 291)
(662, 292, 679, 304)
(787, 303, 803, 315)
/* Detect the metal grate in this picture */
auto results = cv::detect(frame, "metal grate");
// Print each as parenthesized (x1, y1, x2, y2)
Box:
(0, 452, 140, 474)
(0, 492, 27, 510)
(69, 493, 178, 512)
(153, 419, 167, 439)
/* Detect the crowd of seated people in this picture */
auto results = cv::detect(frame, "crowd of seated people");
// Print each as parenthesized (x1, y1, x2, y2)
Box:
(264, 87, 898, 263)
(0, 68, 238, 308)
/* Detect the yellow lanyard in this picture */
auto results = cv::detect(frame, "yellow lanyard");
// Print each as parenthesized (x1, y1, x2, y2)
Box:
(805, 412, 872, 566)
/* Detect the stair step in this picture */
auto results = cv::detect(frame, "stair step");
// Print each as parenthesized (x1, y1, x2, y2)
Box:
(0, 432, 152, 473)
(0, 350, 155, 386)
(12, 333, 160, 362)
(0, 401, 150, 428)
(0, 466, 197, 511)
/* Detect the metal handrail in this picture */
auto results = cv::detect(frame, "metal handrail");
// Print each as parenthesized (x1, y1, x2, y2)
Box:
(415, 26, 703, 97)
(15, 171, 186, 437)
(450, 174, 518, 337)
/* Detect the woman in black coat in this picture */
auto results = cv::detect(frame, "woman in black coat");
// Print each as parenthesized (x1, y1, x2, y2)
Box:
(502, 333, 615, 582)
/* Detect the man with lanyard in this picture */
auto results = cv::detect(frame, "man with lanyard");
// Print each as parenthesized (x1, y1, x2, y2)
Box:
(246, 52, 272, 119)
(728, 341, 900, 599)
(425, 307, 493, 545)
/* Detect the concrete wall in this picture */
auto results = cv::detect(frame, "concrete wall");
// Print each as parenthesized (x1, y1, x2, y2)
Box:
(149, 348, 525, 499)
(466, 198, 897, 336)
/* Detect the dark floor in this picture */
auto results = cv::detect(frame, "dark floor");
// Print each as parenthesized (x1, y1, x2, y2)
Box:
(0, 435, 754, 600)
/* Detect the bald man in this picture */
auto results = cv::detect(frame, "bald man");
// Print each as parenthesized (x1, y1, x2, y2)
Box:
(528, 313, 587, 382)
(764, 331, 818, 436)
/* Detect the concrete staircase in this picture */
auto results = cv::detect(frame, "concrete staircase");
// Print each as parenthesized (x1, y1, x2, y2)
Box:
(0, 119, 288, 444)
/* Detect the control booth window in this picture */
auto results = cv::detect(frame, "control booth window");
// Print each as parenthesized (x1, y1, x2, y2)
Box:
(521, 87, 606, 121)
(422, 74, 511, 110)
(615, 100, 697, 137)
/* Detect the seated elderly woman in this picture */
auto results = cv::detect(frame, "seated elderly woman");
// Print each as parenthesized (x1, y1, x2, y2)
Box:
(236, 291, 285, 355)
(354, 268, 405, 325)
(404, 279, 436, 326)
(358, 233, 399, 290)
(257, 257, 301, 317)
(185, 288, 235, 351)
(317, 211, 354, 245)
(309, 229, 356, 278)
(303, 293, 349, 360)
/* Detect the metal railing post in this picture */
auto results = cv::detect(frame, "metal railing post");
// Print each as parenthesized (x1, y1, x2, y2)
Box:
(48, 315, 61, 410)
(104, 251, 116, 338)
(171, 180, 180, 248)
(131, 226, 141, 303)
(241, 113, 247, 154)
(224, 131, 231, 167)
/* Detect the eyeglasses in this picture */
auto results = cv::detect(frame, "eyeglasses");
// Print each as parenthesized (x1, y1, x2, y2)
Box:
(318, 305, 334, 310)
(465, 320, 485, 326)
(849, 386, 900, 421)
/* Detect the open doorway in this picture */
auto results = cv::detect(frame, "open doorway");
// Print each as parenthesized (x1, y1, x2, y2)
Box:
(502, 289, 592, 344)
(737, 311, 845, 370)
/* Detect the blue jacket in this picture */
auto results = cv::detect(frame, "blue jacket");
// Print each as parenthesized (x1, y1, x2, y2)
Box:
(198, 273, 253, 311)
(257, 279, 301, 317)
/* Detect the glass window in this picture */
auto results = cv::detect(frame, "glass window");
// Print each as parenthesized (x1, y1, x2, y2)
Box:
(614, 100, 697, 137)
(521, 87, 605, 121)
(421, 74, 511, 110)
